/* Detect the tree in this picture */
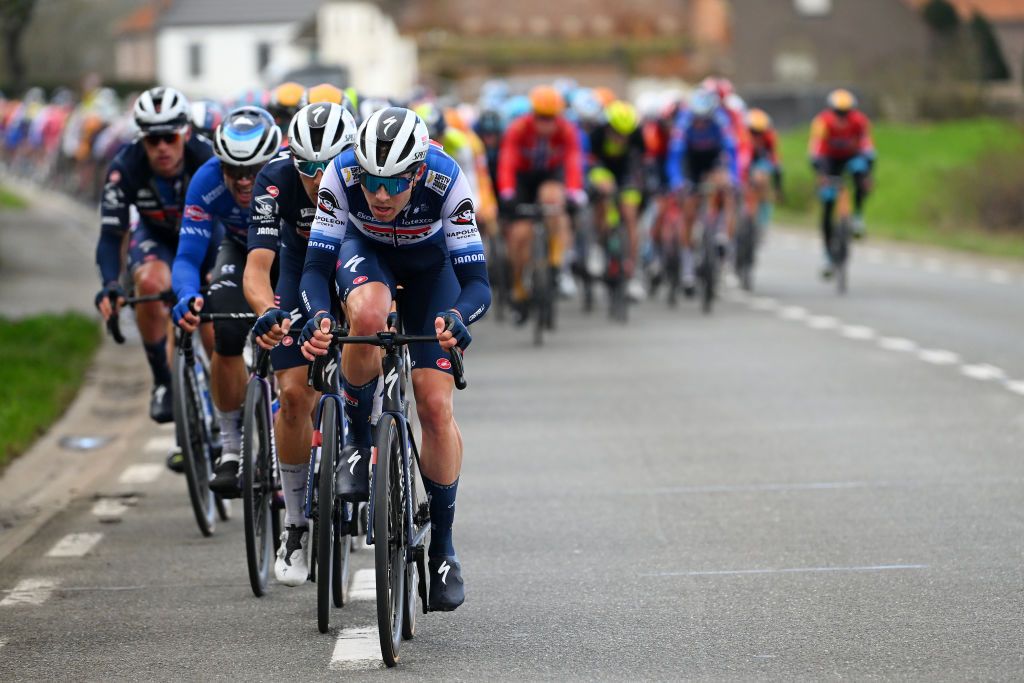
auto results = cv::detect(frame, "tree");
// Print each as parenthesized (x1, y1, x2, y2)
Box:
(970, 12, 1010, 81)
(0, 0, 37, 91)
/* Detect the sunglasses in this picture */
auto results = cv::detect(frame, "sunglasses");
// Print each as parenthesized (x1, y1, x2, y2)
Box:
(143, 132, 181, 146)
(294, 159, 330, 178)
(223, 164, 261, 181)
(360, 171, 416, 196)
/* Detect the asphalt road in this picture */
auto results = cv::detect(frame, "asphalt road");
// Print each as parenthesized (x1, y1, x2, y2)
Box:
(1, 227, 1023, 680)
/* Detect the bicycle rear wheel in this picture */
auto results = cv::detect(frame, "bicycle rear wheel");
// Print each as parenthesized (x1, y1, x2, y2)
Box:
(374, 413, 405, 667)
(833, 218, 850, 295)
(242, 378, 274, 597)
(332, 501, 351, 608)
(173, 344, 216, 537)
(736, 214, 756, 292)
(699, 220, 718, 314)
(316, 399, 339, 634)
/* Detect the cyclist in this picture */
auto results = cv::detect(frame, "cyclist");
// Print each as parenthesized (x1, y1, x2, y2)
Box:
(810, 88, 875, 275)
(414, 101, 479, 195)
(171, 107, 283, 495)
(746, 108, 783, 229)
(244, 101, 357, 586)
(190, 100, 225, 143)
(268, 81, 304, 129)
(298, 107, 490, 610)
(588, 100, 646, 298)
(665, 87, 738, 295)
(497, 85, 585, 320)
(93, 87, 213, 424)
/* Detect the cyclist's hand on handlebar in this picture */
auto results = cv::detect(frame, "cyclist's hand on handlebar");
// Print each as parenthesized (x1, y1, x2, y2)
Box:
(94, 283, 125, 321)
(172, 295, 203, 333)
(435, 310, 471, 351)
(300, 311, 335, 361)
(253, 308, 291, 350)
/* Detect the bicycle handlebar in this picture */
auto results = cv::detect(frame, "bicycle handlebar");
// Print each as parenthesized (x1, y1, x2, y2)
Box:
(105, 290, 177, 344)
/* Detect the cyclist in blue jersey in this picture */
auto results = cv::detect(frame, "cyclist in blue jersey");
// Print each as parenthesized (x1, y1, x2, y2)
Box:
(299, 107, 491, 611)
(666, 87, 738, 294)
(171, 107, 283, 496)
(94, 87, 214, 424)
(243, 102, 357, 586)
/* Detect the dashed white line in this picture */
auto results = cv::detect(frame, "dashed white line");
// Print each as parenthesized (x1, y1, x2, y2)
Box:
(46, 532, 104, 558)
(865, 251, 885, 265)
(894, 253, 915, 268)
(806, 315, 839, 330)
(329, 627, 384, 671)
(961, 364, 1006, 381)
(144, 435, 176, 452)
(0, 578, 58, 607)
(840, 324, 876, 340)
(0, 637, 6, 651)
(952, 265, 978, 280)
(748, 296, 779, 312)
(922, 258, 944, 274)
(1005, 380, 1024, 396)
(92, 498, 130, 519)
(349, 568, 375, 601)
(118, 464, 163, 484)
(878, 337, 918, 352)
(918, 349, 960, 366)
(644, 564, 928, 578)
(779, 306, 808, 321)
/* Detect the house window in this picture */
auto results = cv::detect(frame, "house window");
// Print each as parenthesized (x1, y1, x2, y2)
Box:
(794, 0, 831, 16)
(257, 42, 272, 73)
(188, 43, 202, 78)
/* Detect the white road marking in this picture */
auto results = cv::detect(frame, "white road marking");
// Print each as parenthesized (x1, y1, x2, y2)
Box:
(643, 564, 928, 578)
(329, 627, 384, 670)
(894, 253, 915, 268)
(0, 578, 58, 606)
(748, 297, 779, 312)
(922, 258, 944, 274)
(918, 349, 960, 365)
(840, 324, 876, 340)
(961, 364, 1006, 381)
(806, 315, 839, 330)
(866, 251, 885, 265)
(92, 498, 131, 518)
(349, 568, 375, 601)
(987, 269, 1012, 284)
(144, 435, 176, 452)
(878, 337, 918, 352)
(779, 306, 808, 321)
(118, 464, 163, 484)
(646, 481, 874, 494)
(0, 637, 6, 651)
(1005, 380, 1024, 396)
(952, 265, 978, 280)
(157, 422, 175, 432)
(46, 532, 104, 558)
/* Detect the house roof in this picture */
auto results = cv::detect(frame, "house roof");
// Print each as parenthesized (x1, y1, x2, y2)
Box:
(905, 0, 1024, 23)
(115, 1, 166, 35)
(158, 0, 322, 27)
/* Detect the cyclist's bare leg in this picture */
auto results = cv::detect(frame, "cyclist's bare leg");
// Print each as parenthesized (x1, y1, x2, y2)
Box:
(505, 219, 532, 301)
(621, 198, 640, 275)
(412, 369, 462, 485)
(133, 260, 173, 385)
(537, 180, 569, 268)
(211, 353, 247, 413)
(275, 366, 316, 465)
(341, 282, 390, 386)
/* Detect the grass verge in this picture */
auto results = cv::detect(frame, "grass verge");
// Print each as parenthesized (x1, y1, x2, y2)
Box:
(0, 184, 29, 210)
(0, 313, 101, 471)
(777, 118, 1024, 259)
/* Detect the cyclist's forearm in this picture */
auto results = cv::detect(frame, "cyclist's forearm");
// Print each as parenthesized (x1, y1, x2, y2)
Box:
(299, 246, 336, 316)
(451, 262, 491, 325)
(170, 232, 209, 299)
(95, 227, 126, 285)
(243, 255, 276, 315)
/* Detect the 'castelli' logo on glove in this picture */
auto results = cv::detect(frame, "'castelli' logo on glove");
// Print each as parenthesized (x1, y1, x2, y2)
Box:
(436, 358, 452, 370)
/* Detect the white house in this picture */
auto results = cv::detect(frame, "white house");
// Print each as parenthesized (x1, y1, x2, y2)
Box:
(156, 0, 321, 100)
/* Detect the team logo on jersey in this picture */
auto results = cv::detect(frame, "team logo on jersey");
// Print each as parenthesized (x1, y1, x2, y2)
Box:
(266, 185, 279, 198)
(317, 188, 340, 216)
(282, 335, 294, 346)
(184, 204, 210, 222)
(341, 166, 360, 187)
(254, 194, 275, 216)
(353, 275, 368, 285)
(436, 358, 452, 370)
(425, 170, 451, 196)
(107, 169, 121, 184)
(448, 198, 475, 226)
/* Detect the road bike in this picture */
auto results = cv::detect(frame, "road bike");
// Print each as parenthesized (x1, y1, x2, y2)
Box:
(821, 174, 853, 294)
(694, 183, 726, 314)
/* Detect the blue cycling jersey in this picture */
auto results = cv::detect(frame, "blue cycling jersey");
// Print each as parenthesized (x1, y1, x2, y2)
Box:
(300, 144, 490, 324)
(247, 149, 314, 257)
(665, 108, 739, 190)
(171, 155, 251, 301)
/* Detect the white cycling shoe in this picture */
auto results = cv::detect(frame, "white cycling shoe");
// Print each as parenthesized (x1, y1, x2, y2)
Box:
(274, 525, 309, 587)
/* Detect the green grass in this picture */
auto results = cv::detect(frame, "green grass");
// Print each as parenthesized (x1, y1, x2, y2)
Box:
(777, 118, 1024, 259)
(0, 184, 28, 210)
(0, 313, 101, 470)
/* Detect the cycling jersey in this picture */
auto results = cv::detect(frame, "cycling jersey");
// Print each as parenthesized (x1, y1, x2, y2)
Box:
(496, 114, 584, 197)
(665, 108, 738, 190)
(301, 145, 490, 326)
(588, 124, 645, 190)
(809, 109, 874, 161)
(171, 155, 250, 302)
(95, 136, 212, 284)
(750, 129, 780, 167)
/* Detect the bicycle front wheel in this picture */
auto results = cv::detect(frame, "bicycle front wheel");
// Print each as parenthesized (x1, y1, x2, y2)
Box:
(173, 345, 216, 537)
(317, 399, 339, 633)
(242, 378, 273, 597)
(374, 413, 405, 667)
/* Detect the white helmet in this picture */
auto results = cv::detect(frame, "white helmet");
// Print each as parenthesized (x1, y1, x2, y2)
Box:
(213, 106, 282, 167)
(288, 102, 356, 162)
(354, 107, 429, 176)
(133, 87, 190, 134)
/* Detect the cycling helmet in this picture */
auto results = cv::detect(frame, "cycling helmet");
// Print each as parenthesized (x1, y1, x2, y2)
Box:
(475, 108, 503, 135)
(502, 95, 532, 123)
(746, 108, 771, 133)
(529, 85, 564, 117)
(827, 88, 857, 113)
(288, 102, 357, 161)
(689, 88, 719, 118)
(606, 100, 639, 136)
(570, 89, 605, 126)
(724, 93, 747, 114)
(700, 77, 734, 101)
(354, 107, 429, 177)
(234, 88, 270, 108)
(413, 101, 446, 139)
(592, 87, 616, 108)
(190, 100, 225, 138)
(269, 81, 305, 125)
(300, 83, 345, 107)
(212, 106, 282, 167)
(358, 96, 392, 123)
(133, 86, 190, 134)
